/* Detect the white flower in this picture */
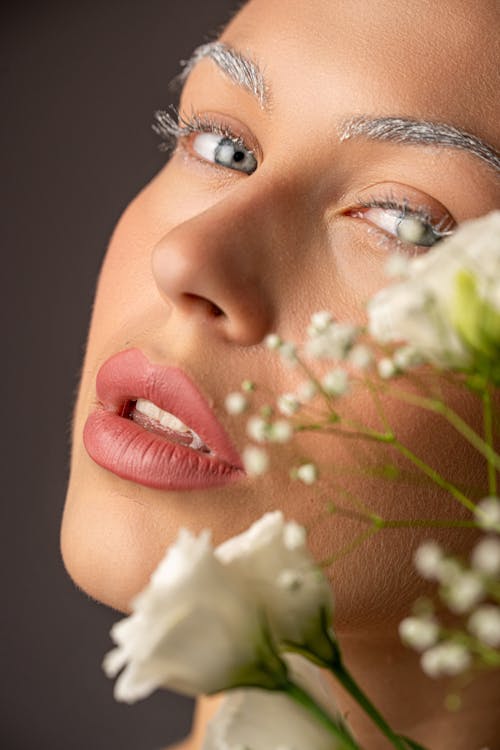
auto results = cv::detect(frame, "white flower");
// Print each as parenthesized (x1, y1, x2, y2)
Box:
(203, 656, 344, 750)
(305, 322, 359, 360)
(442, 571, 485, 613)
(277, 393, 301, 416)
(279, 342, 298, 366)
(321, 368, 349, 395)
(296, 462, 319, 485)
(246, 415, 269, 442)
(216, 512, 334, 660)
(471, 536, 500, 576)
(296, 379, 318, 402)
(475, 496, 500, 532)
(242, 445, 270, 476)
(392, 345, 422, 371)
(468, 605, 500, 648)
(421, 641, 471, 678)
(435, 558, 463, 586)
(348, 344, 373, 370)
(377, 357, 396, 379)
(368, 211, 500, 371)
(264, 333, 282, 350)
(414, 541, 444, 579)
(385, 252, 410, 278)
(102, 529, 282, 701)
(399, 616, 440, 651)
(269, 419, 294, 443)
(309, 310, 334, 333)
(225, 392, 248, 415)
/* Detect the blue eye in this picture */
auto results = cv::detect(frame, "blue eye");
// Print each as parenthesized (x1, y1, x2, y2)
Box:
(191, 132, 257, 174)
(152, 108, 258, 175)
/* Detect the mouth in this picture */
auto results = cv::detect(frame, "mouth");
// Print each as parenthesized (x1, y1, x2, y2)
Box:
(121, 398, 212, 453)
(83, 348, 244, 491)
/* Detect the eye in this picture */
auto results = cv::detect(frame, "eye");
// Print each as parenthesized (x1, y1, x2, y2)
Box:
(191, 132, 257, 175)
(152, 108, 258, 175)
(347, 194, 455, 252)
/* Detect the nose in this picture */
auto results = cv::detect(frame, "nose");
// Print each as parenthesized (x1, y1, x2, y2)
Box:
(151, 181, 280, 346)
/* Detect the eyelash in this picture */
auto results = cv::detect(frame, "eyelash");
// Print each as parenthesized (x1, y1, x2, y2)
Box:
(152, 106, 254, 159)
(351, 193, 454, 250)
(152, 108, 455, 249)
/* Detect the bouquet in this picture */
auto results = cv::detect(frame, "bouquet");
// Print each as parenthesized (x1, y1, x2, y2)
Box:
(102, 211, 500, 749)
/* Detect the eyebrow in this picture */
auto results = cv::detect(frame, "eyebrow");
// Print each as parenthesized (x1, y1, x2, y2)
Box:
(340, 116, 500, 174)
(172, 42, 500, 175)
(173, 41, 271, 110)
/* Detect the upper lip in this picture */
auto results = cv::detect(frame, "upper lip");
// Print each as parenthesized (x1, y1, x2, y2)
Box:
(94, 347, 243, 469)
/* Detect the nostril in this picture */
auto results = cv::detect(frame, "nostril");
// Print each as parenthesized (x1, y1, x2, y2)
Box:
(183, 293, 225, 318)
(211, 303, 224, 317)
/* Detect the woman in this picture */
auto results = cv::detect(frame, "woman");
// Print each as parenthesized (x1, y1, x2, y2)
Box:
(61, 0, 500, 747)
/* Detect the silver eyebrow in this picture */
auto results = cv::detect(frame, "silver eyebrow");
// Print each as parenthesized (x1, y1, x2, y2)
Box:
(340, 115, 500, 174)
(174, 41, 270, 111)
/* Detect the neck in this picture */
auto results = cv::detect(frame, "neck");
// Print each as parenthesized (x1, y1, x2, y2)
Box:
(178, 627, 500, 750)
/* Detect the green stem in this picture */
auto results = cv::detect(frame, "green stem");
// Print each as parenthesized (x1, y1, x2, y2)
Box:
(331, 660, 419, 750)
(391, 439, 477, 513)
(483, 385, 498, 495)
(284, 679, 362, 750)
(380, 518, 478, 529)
(383, 386, 500, 472)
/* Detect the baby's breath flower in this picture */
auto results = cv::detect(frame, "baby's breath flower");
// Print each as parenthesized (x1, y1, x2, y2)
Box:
(368, 211, 500, 373)
(468, 605, 500, 648)
(414, 541, 444, 580)
(246, 416, 269, 443)
(279, 342, 298, 367)
(225, 392, 248, 415)
(385, 252, 410, 278)
(392, 345, 422, 371)
(264, 333, 282, 350)
(270, 420, 293, 443)
(399, 616, 440, 651)
(296, 379, 318, 402)
(377, 357, 396, 379)
(348, 344, 373, 370)
(475, 496, 500, 533)
(471, 536, 500, 576)
(277, 393, 300, 417)
(436, 558, 463, 586)
(321, 368, 349, 396)
(421, 641, 471, 678)
(309, 310, 334, 332)
(305, 323, 358, 361)
(242, 446, 270, 476)
(442, 571, 485, 614)
(296, 463, 318, 485)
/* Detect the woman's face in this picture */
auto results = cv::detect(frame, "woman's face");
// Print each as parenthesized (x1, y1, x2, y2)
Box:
(61, 0, 499, 626)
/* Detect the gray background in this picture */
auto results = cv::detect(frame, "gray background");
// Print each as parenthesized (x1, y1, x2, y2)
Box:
(2, 1, 240, 748)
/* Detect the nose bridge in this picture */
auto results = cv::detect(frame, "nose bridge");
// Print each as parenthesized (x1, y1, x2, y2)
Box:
(151, 173, 300, 345)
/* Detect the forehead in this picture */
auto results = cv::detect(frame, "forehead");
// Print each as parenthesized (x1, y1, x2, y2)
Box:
(219, 0, 499, 147)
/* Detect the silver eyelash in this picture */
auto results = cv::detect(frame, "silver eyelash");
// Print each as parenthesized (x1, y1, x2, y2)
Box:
(358, 190, 454, 239)
(152, 106, 185, 152)
(152, 105, 253, 155)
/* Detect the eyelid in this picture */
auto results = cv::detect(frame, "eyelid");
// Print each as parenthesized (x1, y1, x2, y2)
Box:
(340, 183, 456, 251)
(152, 105, 262, 163)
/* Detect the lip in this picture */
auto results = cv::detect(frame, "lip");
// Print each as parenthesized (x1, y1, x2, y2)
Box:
(83, 348, 244, 490)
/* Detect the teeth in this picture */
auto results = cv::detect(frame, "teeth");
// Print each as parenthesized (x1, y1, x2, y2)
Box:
(136, 398, 191, 432)
(134, 398, 207, 451)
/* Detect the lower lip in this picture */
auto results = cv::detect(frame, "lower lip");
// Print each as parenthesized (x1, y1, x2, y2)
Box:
(83, 407, 244, 491)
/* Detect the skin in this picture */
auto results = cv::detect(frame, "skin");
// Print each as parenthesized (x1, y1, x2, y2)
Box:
(60, 0, 500, 747)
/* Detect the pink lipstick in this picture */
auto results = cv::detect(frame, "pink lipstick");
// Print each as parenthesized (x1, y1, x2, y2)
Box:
(83, 348, 244, 490)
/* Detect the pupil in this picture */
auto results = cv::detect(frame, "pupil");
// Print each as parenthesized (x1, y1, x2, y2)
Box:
(233, 151, 244, 162)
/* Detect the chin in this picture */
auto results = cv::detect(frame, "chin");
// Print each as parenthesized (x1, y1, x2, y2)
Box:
(60, 468, 169, 615)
